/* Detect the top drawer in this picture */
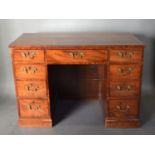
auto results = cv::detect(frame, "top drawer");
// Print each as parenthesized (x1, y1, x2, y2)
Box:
(109, 50, 143, 63)
(47, 50, 107, 64)
(12, 50, 45, 63)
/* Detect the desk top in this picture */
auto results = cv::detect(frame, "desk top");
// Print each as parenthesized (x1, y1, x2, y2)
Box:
(9, 33, 144, 49)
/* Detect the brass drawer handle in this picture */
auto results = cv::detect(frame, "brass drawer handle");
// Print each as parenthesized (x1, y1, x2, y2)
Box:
(127, 85, 132, 91)
(118, 67, 133, 75)
(118, 52, 123, 57)
(27, 104, 40, 111)
(69, 52, 85, 58)
(21, 51, 36, 59)
(25, 83, 39, 92)
(116, 85, 132, 91)
(128, 52, 134, 57)
(23, 66, 38, 74)
(69, 52, 75, 58)
(116, 105, 130, 113)
(128, 67, 133, 72)
(79, 52, 84, 58)
(116, 85, 121, 90)
(26, 100, 44, 112)
(118, 52, 134, 58)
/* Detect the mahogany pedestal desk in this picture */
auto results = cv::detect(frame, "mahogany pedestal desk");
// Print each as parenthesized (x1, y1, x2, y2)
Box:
(9, 33, 144, 128)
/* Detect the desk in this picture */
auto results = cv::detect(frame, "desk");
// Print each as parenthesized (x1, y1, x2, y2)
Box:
(9, 33, 144, 128)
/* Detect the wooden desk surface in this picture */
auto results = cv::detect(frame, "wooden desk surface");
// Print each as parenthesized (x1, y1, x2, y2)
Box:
(9, 33, 144, 49)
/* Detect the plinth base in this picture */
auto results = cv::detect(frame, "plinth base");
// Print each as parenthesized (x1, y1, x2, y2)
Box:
(18, 118, 52, 128)
(105, 119, 140, 128)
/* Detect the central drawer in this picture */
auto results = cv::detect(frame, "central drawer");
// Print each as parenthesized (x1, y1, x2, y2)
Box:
(47, 50, 107, 64)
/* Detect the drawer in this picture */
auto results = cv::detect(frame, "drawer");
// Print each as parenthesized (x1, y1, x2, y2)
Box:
(19, 99, 49, 118)
(47, 50, 107, 64)
(109, 64, 141, 81)
(16, 81, 47, 98)
(110, 81, 140, 97)
(15, 64, 46, 80)
(108, 99, 139, 118)
(109, 50, 142, 62)
(13, 50, 45, 63)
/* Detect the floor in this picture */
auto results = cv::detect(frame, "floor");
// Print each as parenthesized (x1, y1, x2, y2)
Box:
(0, 92, 155, 135)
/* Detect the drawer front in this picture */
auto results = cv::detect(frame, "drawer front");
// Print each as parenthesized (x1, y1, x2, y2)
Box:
(110, 50, 142, 62)
(47, 50, 107, 64)
(19, 99, 49, 118)
(13, 50, 45, 63)
(110, 64, 141, 81)
(15, 64, 46, 80)
(16, 81, 47, 98)
(108, 99, 139, 118)
(110, 81, 140, 97)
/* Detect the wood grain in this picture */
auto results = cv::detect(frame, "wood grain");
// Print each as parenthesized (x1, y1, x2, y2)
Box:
(109, 50, 143, 63)
(109, 64, 141, 81)
(19, 99, 49, 118)
(105, 119, 140, 128)
(47, 50, 107, 64)
(16, 81, 47, 98)
(14, 64, 46, 80)
(10, 33, 144, 128)
(12, 50, 45, 63)
(109, 81, 140, 97)
(19, 118, 52, 128)
(108, 99, 139, 119)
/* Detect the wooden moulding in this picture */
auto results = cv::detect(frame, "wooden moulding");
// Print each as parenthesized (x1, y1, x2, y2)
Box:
(105, 119, 140, 128)
(18, 118, 52, 128)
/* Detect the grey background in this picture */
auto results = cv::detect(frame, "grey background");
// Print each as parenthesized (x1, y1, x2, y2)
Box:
(0, 19, 155, 134)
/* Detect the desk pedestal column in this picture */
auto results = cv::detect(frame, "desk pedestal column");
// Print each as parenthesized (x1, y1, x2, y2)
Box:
(12, 50, 52, 128)
(17, 65, 52, 128)
(104, 49, 143, 128)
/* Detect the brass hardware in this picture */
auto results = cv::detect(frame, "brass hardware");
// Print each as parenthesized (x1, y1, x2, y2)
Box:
(128, 52, 134, 57)
(118, 68, 123, 73)
(128, 67, 132, 72)
(127, 85, 132, 91)
(116, 85, 132, 91)
(27, 104, 32, 110)
(117, 51, 134, 58)
(23, 66, 38, 74)
(79, 52, 84, 58)
(118, 67, 133, 75)
(69, 51, 85, 58)
(26, 100, 44, 112)
(21, 51, 36, 59)
(69, 52, 74, 58)
(23, 67, 28, 73)
(25, 85, 29, 91)
(25, 83, 39, 92)
(27, 104, 40, 111)
(118, 52, 123, 57)
(116, 105, 130, 113)
(116, 85, 121, 90)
